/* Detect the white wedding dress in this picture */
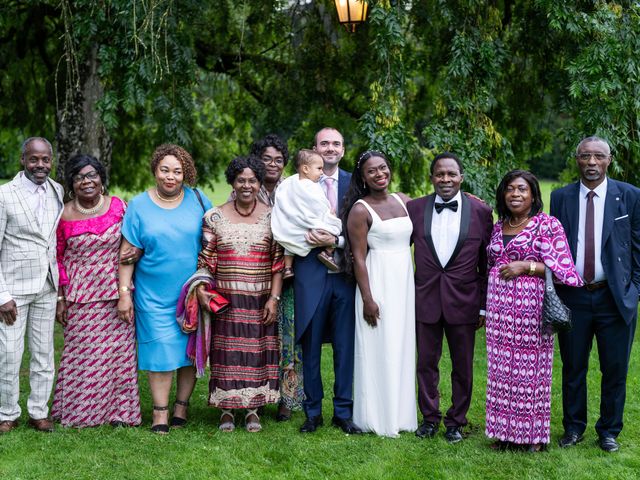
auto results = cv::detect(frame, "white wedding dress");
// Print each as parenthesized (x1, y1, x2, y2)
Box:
(353, 194, 417, 437)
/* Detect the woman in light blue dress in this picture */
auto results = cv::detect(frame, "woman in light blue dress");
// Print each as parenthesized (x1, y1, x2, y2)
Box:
(118, 144, 211, 434)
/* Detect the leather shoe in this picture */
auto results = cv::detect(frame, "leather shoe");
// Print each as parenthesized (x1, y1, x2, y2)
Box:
(598, 436, 620, 453)
(444, 426, 464, 443)
(331, 417, 362, 434)
(558, 431, 584, 448)
(0, 420, 18, 434)
(416, 420, 439, 439)
(300, 415, 323, 433)
(28, 417, 54, 432)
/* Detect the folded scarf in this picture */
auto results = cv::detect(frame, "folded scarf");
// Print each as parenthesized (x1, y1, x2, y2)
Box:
(176, 269, 215, 377)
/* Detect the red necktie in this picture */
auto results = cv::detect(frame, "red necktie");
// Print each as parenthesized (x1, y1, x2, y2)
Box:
(584, 190, 596, 283)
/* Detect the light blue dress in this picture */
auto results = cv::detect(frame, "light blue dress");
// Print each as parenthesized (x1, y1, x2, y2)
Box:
(121, 187, 212, 371)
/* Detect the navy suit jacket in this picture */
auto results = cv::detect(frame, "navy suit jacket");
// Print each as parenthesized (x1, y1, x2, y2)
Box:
(408, 192, 493, 325)
(293, 168, 353, 341)
(550, 178, 640, 325)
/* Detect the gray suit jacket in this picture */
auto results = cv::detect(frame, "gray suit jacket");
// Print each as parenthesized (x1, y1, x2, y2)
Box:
(0, 172, 64, 301)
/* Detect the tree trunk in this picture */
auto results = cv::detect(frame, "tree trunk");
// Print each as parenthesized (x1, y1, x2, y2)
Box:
(55, 44, 112, 186)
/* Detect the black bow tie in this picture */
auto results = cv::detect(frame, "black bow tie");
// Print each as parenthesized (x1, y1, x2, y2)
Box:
(435, 200, 458, 214)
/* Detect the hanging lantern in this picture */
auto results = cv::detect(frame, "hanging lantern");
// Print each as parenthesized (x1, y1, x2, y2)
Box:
(334, 0, 369, 32)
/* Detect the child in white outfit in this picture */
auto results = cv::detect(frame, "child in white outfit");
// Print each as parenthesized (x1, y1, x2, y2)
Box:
(271, 149, 343, 278)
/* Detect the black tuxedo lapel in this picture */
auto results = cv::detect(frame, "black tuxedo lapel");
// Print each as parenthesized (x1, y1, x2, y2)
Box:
(601, 179, 621, 249)
(423, 194, 443, 269)
(445, 193, 471, 269)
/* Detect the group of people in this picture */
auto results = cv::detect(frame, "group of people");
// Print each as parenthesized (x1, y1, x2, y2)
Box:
(0, 131, 637, 455)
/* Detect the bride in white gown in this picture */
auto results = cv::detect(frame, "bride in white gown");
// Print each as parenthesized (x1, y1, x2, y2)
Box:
(342, 151, 417, 437)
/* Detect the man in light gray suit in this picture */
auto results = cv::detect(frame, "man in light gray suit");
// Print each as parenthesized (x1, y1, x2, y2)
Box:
(0, 137, 64, 434)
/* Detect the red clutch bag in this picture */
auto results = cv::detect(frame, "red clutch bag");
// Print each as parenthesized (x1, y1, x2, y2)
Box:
(206, 288, 230, 314)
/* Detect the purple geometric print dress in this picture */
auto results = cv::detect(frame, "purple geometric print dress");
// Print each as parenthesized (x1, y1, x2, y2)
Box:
(51, 197, 141, 427)
(485, 213, 582, 444)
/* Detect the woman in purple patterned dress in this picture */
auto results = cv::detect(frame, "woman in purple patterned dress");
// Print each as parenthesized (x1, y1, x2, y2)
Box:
(52, 154, 141, 428)
(485, 170, 582, 452)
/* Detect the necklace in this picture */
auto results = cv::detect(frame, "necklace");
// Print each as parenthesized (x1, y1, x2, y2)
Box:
(508, 216, 529, 228)
(234, 199, 257, 217)
(75, 194, 104, 215)
(155, 188, 184, 203)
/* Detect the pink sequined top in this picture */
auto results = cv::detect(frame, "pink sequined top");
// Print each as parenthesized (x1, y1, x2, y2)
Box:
(56, 196, 126, 304)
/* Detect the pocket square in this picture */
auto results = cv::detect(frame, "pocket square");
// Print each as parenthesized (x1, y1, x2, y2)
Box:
(614, 214, 629, 221)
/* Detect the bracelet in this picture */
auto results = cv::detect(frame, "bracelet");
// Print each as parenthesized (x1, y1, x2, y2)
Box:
(57, 296, 65, 302)
(529, 261, 536, 275)
(269, 294, 281, 302)
(119, 285, 134, 294)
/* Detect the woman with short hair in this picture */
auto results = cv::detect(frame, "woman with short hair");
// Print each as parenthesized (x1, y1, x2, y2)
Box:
(117, 144, 211, 434)
(52, 154, 141, 428)
(196, 155, 284, 433)
(485, 170, 582, 451)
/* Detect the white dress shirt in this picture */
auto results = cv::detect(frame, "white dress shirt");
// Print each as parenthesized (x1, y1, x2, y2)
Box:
(431, 191, 485, 317)
(576, 178, 607, 283)
(431, 191, 462, 267)
(20, 171, 49, 226)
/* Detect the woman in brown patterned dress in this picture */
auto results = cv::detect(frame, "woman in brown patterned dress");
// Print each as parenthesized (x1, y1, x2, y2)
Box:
(196, 156, 284, 432)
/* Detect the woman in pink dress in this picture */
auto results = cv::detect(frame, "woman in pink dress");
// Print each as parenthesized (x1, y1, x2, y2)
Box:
(485, 170, 582, 451)
(52, 154, 141, 428)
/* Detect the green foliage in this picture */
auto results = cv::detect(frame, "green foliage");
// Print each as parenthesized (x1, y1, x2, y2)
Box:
(418, 1, 516, 202)
(360, 2, 422, 193)
(76, 0, 200, 189)
(0, 1, 59, 154)
(3, 1, 640, 197)
(544, 1, 640, 184)
(0, 129, 22, 178)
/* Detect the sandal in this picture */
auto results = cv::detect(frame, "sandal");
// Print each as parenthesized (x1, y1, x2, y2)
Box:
(170, 399, 189, 428)
(282, 267, 294, 280)
(151, 405, 170, 435)
(219, 409, 235, 432)
(245, 408, 262, 433)
(317, 251, 339, 272)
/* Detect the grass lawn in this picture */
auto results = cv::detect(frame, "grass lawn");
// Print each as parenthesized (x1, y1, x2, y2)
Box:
(1, 180, 639, 479)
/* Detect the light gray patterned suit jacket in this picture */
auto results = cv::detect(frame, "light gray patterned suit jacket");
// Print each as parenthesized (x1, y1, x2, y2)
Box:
(0, 173, 64, 299)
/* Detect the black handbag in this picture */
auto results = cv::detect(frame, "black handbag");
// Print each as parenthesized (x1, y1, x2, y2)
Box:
(541, 266, 572, 334)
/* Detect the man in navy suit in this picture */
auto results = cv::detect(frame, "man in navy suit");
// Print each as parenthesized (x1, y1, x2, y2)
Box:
(551, 136, 640, 453)
(294, 127, 360, 434)
(407, 153, 493, 443)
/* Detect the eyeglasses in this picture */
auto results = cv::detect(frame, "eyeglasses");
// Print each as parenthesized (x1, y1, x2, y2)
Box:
(72, 171, 100, 183)
(577, 153, 609, 161)
(262, 156, 284, 166)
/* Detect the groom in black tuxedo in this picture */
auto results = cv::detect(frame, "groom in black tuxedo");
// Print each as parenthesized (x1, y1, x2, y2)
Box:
(407, 153, 493, 443)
